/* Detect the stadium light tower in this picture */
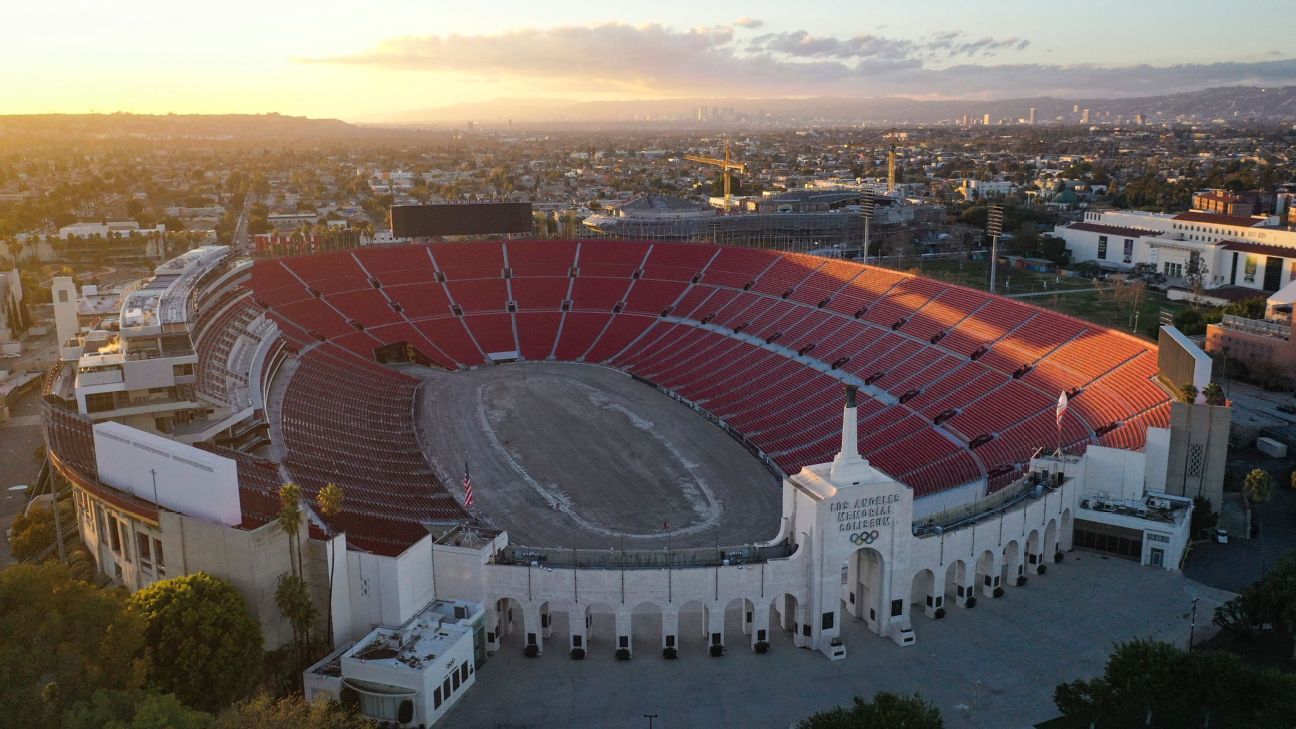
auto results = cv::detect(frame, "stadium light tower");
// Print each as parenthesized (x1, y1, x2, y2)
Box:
(860, 194, 875, 264)
(986, 204, 1005, 292)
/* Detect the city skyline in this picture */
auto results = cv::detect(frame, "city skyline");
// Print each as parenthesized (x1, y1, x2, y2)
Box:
(2, 0, 1295, 120)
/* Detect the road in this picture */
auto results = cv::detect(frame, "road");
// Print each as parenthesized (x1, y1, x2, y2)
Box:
(0, 312, 58, 567)
(232, 193, 254, 254)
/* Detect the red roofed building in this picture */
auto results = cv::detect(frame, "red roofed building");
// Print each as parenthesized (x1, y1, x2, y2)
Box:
(1053, 208, 1296, 294)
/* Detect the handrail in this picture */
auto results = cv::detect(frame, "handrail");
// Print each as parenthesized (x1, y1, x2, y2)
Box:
(494, 538, 795, 570)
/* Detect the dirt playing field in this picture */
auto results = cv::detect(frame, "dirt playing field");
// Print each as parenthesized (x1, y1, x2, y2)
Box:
(415, 362, 782, 550)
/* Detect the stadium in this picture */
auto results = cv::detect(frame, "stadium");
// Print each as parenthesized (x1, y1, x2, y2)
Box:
(44, 236, 1217, 726)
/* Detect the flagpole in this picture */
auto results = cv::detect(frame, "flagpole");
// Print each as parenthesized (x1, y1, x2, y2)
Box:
(1055, 391, 1067, 458)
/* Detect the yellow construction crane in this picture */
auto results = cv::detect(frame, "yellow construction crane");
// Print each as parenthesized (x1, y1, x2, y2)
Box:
(887, 144, 897, 194)
(685, 141, 747, 213)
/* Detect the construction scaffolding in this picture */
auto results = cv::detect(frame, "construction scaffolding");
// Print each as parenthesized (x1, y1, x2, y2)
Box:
(580, 211, 919, 257)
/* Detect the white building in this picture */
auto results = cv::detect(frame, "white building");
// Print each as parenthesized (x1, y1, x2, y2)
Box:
(958, 179, 1018, 200)
(1053, 209, 1296, 293)
(305, 599, 484, 726)
(55, 247, 232, 433)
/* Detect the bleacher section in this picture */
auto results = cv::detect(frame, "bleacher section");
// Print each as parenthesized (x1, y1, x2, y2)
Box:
(240, 240, 1173, 551)
(279, 345, 464, 555)
(193, 293, 278, 409)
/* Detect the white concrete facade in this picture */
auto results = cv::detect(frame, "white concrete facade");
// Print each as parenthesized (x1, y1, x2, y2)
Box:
(416, 392, 1089, 663)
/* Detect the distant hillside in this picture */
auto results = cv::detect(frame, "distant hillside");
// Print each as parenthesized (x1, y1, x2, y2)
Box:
(0, 113, 357, 140)
(367, 85, 1296, 125)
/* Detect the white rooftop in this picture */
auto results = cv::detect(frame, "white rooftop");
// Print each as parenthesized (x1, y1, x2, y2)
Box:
(342, 599, 481, 673)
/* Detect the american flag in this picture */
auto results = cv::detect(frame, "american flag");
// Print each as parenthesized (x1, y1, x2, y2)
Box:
(1056, 390, 1069, 430)
(463, 464, 474, 508)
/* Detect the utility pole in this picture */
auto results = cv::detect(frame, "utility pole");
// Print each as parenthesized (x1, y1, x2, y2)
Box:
(987, 204, 1004, 293)
(643, 714, 659, 728)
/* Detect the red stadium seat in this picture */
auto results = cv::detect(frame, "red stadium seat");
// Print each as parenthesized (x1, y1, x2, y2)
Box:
(244, 241, 1174, 555)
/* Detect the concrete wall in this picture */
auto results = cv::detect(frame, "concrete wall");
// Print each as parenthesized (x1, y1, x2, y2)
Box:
(1080, 445, 1148, 501)
(167, 511, 301, 648)
(1145, 427, 1171, 491)
(1164, 401, 1230, 510)
(345, 533, 437, 640)
(93, 421, 242, 526)
(364, 457, 1079, 662)
(71, 477, 305, 648)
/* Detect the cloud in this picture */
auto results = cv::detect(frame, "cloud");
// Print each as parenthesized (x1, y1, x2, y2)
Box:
(734, 17, 763, 29)
(311, 22, 1296, 99)
(749, 31, 918, 60)
(747, 30, 1026, 62)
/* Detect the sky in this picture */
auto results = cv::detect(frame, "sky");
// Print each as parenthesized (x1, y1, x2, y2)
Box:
(2, 0, 1294, 120)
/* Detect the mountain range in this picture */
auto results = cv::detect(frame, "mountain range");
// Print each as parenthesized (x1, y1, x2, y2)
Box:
(358, 85, 1296, 126)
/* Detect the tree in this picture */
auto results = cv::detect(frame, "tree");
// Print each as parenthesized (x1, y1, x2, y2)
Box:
(130, 573, 264, 712)
(1202, 382, 1226, 406)
(275, 574, 318, 683)
(797, 692, 943, 729)
(8, 503, 59, 561)
(317, 482, 344, 647)
(0, 563, 149, 729)
(1242, 469, 1273, 506)
(1173, 307, 1207, 335)
(278, 482, 303, 578)
(1223, 297, 1268, 320)
(214, 693, 376, 729)
(1053, 639, 1296, 727)
(63, 689, 213, 729)
(1190, 496, 1219, 540)
(1185, 253, 1209, 298)
(1179, 383, 1199, 404)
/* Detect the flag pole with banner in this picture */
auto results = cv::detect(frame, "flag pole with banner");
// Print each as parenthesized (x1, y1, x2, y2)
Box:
(463, 462, 474, 509)
(1055, 390, 1068, 456)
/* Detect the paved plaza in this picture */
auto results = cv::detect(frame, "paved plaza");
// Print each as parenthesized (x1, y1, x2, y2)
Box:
(444, 555, 1234, 729)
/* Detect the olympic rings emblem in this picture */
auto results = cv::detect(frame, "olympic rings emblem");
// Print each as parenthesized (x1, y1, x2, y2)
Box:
(850, 530, 881, 546)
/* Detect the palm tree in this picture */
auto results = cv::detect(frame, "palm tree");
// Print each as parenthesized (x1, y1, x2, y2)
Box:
(1242, 469, 1273, 506)
(278, 482, 303, 578)
(1179, 384, 1199, 404)
(1202, 382, 1226, 406)
(316, 482, 343, 648)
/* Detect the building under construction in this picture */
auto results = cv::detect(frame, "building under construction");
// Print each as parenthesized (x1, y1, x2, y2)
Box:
(581, 192, 935, 257)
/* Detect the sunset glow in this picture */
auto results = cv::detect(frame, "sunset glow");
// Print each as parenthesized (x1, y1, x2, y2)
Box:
(4, 0, 1293, 120)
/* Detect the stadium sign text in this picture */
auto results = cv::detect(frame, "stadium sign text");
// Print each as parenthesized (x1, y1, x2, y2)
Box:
(830, 493, 900, 533)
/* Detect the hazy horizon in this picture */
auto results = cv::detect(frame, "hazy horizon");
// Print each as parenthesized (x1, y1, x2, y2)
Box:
(2, 0, 1294, 121)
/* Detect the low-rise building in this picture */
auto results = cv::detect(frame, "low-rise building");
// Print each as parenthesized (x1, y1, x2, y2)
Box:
(1205, 278, 1296, 382)
(305, 599, 484, 727)
(1053, 209, 1296, 293)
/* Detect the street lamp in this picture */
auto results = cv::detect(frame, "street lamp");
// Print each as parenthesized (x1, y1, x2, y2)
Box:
(1188, 597, 1199, 652)
(643, 714, 659, 728)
